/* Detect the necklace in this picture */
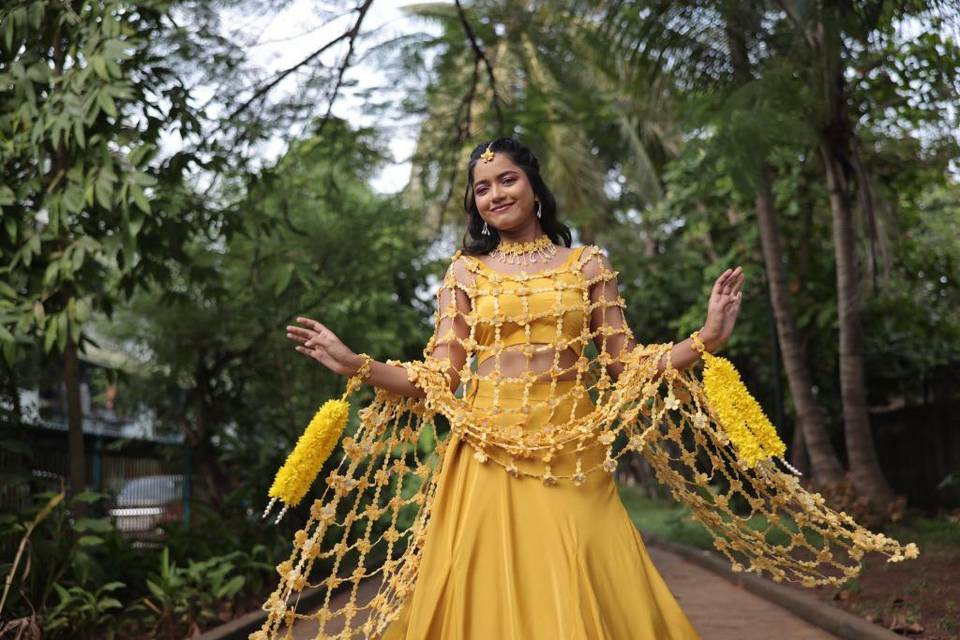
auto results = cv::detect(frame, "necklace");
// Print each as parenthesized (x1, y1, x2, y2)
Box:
(491, 233, 557, 265)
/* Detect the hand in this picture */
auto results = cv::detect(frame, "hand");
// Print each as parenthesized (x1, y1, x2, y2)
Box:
(701, 266, 744, 350)
(286, 316, 362, 377)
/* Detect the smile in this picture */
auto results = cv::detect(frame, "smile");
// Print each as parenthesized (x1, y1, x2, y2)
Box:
(490, 202, 514, 213)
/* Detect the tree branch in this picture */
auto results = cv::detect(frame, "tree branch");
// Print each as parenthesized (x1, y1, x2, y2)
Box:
(455, 0, 504, 132)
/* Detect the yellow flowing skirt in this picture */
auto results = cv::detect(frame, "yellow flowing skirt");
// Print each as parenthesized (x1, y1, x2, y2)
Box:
(380, 378, 702, 639)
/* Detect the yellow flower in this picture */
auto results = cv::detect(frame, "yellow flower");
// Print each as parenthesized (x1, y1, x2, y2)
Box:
(701, 352, 786, 468)
(268, 398, 351, 508)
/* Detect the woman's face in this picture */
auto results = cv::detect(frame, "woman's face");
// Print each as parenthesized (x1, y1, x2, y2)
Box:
(471, 153, 537, 233)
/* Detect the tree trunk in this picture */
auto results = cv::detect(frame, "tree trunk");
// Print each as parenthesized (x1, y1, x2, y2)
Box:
(755, 165, 845, 485)
(723, 4, 844, 486)
(817, 140, 896, 512)
(64, 339, 86, 503)
(790, 419, 810, 477)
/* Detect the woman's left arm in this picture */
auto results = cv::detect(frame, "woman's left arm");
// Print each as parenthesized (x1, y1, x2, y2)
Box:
(585, 247, 743, 379)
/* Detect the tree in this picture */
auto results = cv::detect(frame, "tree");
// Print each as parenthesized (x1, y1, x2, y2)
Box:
(0, 0, 207, 497)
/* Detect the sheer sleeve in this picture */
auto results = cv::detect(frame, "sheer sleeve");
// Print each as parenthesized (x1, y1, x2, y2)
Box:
(397, 253, 473, 397)
(580, 245, 639, 380)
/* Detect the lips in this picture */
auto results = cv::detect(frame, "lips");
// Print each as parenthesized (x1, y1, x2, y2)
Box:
(490, 202, 514, 213)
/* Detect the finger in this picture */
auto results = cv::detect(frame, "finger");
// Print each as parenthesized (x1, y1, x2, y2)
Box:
(296, 344, 328, 364)
(725, 267, 743, 294)
(287, 331, 312, 344)
(296, 316, 329, 334)
(719, 269, 736, 295)
(730, 275, 744, 296)
(302, 323, 334, 347)
(288, 323, 315, 334)
(711, 269, 732, 296)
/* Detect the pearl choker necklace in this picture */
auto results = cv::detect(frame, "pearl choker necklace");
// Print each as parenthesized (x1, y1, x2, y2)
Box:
(491, 234, 558, 265)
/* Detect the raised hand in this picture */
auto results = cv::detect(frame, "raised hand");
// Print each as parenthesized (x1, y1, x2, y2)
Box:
(286, 316, 361, 376)
(701, 266, 744, 350)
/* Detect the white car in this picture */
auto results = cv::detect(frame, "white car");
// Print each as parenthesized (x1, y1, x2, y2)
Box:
(109, 474, 184, 537)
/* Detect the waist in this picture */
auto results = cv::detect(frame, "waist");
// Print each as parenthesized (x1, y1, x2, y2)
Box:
(467, 377, 586, 400)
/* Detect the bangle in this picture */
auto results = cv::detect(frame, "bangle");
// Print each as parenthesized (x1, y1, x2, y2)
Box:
(354, 353, 373, 380)
(690, 330, 709, 354)
(344, 353, 373, 396)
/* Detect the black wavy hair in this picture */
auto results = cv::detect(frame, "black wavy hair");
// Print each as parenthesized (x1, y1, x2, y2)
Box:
(461, 137, 572, 255)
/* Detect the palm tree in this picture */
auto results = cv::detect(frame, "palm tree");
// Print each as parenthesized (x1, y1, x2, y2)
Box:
(580, 0, 848, 486)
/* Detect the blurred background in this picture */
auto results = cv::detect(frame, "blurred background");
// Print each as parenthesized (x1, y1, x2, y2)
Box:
(1, 1, 958, 638)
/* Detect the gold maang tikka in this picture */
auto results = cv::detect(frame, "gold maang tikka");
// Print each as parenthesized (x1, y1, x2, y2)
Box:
(480, 143, 495, 163)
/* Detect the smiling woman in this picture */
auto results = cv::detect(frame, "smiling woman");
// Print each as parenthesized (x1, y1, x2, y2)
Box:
(257, 137, 917, 640)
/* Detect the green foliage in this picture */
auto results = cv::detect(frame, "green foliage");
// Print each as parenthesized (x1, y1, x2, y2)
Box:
(138, 545, 268, 639)
(0, 486, 137, 628)
(44, 580, 125, 640)
(0, 0, 208, 366)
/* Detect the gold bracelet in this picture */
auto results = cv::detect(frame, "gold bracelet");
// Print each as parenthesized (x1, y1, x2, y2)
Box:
(354, 353, 373, 380)
(344, 353, 373, 396)
(690, 330, 708, 354)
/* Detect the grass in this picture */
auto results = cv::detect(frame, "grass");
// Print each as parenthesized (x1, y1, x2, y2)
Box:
(617, 484, 715, 550)
(616, 483, 824, 552)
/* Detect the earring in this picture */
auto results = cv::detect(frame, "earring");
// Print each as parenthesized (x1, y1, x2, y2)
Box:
(482, 221, 490, 235)
(536, 201, 542, 219)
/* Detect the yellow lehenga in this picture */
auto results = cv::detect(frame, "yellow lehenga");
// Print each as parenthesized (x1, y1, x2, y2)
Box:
(252, 244, 917, 640)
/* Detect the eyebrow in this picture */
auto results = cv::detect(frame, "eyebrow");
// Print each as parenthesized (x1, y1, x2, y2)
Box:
(474, 170, 518, 187)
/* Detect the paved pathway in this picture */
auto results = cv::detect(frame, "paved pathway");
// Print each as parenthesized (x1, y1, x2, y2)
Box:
(292, 544, 837, 639)
(647, 545, 836, 639)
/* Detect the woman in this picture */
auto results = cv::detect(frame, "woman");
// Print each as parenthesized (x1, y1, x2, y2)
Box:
(259, 138, 916, 640)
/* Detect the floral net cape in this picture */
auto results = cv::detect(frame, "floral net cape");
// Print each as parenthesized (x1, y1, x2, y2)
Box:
(252, 245, 917, 639)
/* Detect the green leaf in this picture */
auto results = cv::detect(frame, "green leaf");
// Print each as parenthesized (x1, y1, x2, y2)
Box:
(74, 517, 112, 533)
(42, 261, 60, 287)
(0, 185, 14, 206)
(145, 579, 166, 600)
(97, 91, 117, 118)
(26, 62, 49, 83)
(91, 55, 109, 81)
(274, 263, 294, 295)
(63, 185, 84, 213)
(95, 175, 113, 209)
(44, 319, 57, 353)
(74, 120, 85, 149)
(215, 574, 245, 599)
(71, 489, 106, 504)
(77, 535, 104, 546)
(130, 184, 150, 214)
(57, 312, 68, 352)
(128, 210, 144, 236)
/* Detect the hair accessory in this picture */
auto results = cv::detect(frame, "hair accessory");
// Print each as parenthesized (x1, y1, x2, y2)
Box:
(480, 143, 495, 163)
(492, 233, 557, 265)
(261, 353, 373, 524)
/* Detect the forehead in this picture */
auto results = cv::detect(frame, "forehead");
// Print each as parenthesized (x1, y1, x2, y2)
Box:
(472, 153, 522, 183)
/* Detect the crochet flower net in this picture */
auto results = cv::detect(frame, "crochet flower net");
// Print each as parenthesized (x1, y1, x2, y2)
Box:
(252, 245, 917, 639)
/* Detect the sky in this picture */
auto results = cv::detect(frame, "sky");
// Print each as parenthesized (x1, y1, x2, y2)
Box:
(216, 0, 446, 194)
